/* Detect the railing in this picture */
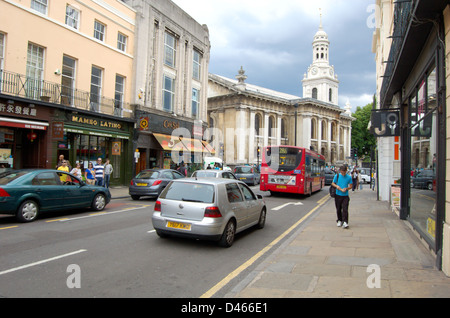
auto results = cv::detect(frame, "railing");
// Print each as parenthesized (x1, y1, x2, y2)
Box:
(0, 69, 133, 119)
(380, 0, 414, 107)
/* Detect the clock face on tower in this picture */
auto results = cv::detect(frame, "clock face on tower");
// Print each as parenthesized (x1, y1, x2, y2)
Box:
(329, 69, 334, 76)
(311, 67, 318, 75)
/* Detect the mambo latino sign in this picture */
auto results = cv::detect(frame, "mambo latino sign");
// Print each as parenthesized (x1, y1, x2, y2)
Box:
(71, 115, 122, 129)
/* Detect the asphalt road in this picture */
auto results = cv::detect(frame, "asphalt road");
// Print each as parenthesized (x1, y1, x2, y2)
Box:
(0, 185, 330, 298)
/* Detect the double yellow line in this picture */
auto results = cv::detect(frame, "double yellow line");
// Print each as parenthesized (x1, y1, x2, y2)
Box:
(200, 194, 331, 298)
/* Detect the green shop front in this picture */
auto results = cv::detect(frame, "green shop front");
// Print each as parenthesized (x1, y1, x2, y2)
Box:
(53, 110, 134, 186)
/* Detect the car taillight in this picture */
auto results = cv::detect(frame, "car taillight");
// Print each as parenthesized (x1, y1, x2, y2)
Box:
(130, 180, 134, 186)
(151, 180, 162, 186)
(204, 206, 222, 218)
(0, 188, 10, 197)
(154, 200, 161, 212)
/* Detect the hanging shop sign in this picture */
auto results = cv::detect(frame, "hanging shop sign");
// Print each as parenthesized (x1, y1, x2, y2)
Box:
(370, 109, 401, 137)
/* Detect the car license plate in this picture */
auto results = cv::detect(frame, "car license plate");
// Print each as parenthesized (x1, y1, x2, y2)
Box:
(276, 185, 287, 189)
(240, 177, 246, 180)
(136, 183, 148, 186)
(166, 221, 191, 231)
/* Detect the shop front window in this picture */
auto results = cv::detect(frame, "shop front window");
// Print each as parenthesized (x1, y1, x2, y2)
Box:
(75, 135, 106, 167)
(409, 67, 437, 246)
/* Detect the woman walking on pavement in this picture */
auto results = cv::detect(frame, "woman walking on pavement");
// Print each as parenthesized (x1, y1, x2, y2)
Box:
(331, 165, 353, 229)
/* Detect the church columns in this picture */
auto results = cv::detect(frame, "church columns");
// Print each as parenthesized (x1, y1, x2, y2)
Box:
(302, 114, 312, 150)
(263, 113, 269, 147)
(276, 116, 282, 145)
(249, 111, 256, 164)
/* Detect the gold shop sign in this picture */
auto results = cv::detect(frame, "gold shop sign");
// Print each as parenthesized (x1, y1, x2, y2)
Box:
(71, 115, 122, 130)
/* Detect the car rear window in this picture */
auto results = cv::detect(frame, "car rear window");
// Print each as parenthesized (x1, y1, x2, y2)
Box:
(160, 181, 215, 203)
(135, 170, 159, 179)
(0, 171, 30, 185)
(193, 171, 218, 178)
(235, 167, 252, 173)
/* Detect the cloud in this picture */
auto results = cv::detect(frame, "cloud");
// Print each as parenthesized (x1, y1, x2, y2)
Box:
(172, 0, 376, 108)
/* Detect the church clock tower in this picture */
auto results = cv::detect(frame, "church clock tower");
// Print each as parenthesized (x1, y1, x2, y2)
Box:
(302, 14, 339, 105)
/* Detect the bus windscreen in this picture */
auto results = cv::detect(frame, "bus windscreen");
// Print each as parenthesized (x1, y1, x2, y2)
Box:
(264, 147, 303, 172)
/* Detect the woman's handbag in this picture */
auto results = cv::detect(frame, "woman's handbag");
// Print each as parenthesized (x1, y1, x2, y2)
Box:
(329, 174, 339, 198)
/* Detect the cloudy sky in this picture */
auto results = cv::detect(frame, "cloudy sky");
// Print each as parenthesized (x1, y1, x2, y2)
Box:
(171, 0, 376, 113)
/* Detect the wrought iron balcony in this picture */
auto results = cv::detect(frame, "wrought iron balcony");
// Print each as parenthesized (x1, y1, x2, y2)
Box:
(380, 0, 414, 107)
(0, 69, 133, 119)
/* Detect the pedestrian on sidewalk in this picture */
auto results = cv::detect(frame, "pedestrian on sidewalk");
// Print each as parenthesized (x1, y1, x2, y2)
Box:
(351, 167, 358, 191)
(331, 165, 353, 228)
(94, 158, 105, 187)
(104, 159, 113, 188)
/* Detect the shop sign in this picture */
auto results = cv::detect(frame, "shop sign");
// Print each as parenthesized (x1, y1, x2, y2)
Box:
(0, 102, 37, 117)
(70, 115, 122, 130)
(112, 141, 121, 155)
(139, 117, 149, 131)
(52, 122, 64, 140)
(163, 120, 180, 130)
(371, 109, 400, 137)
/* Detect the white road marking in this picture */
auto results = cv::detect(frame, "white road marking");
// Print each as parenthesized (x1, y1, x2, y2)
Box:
(0, 249, 87, 276)
(271, 202, 304, 211)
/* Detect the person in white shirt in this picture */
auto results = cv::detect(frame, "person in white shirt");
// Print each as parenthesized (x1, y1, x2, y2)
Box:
(104, 159, 113, 188)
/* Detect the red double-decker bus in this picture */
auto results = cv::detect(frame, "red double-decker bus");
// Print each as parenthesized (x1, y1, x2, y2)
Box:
(260, 146, 325, 196)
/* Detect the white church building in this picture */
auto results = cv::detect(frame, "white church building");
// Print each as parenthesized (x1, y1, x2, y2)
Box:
(207, 20, 354, 167)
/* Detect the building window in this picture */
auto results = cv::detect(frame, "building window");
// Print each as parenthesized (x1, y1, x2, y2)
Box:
(26, 42, 45, 99)
(192, 88, 199, 118)
(281, 118, 287, 139)
(312, 88, 318, 99)
(31, 0, 47, 14)
(311, 118, 317, 139)
(268, 116, 275, 138)
(255, 114, 261, 135)
(114, 74, 125, 116)
(117, 33, 127, 52)
(0, 33, 4, 71)
(90, 66, 102, 112)
(329, 88, 333, 102)
(409, 66, 437, 246)
(164, 32, 176, 67)
(163, 75, 175, 112)
(65, 5, 80, 30)
(193, 50, 201, 80)
(61, 55, 76, 106)
(94, 21, 106, 42)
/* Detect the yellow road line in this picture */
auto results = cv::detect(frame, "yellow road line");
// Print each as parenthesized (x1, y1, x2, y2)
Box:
(200, 196, 330, 298)
(0, 225, 19, 230)
(46, 218, 69, 223)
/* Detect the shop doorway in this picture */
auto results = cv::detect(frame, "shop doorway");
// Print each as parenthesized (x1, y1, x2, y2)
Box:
(136, 148, 147, 175)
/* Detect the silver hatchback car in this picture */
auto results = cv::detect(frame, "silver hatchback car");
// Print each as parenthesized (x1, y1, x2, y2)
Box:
(152, 178, 266, 247)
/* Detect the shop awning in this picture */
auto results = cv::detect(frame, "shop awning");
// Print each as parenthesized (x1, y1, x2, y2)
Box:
(0, 116, 48, 130)
(201, 140, 216, 154)
(153, 133, 215, 154)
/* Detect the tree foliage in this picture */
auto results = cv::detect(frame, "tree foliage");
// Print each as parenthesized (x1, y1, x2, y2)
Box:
(351, 101, 376, 160)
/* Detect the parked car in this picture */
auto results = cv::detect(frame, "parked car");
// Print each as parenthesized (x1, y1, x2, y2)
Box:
(152, 178, 266, 247)
(129, 169, 185, 200)
(191, 169, 237, 180)
(0, 169, 111, 222)
(411, 169, 435, 190)
(234, 166, 260, 185)
(358, 168, 371, 184)
(324, 168, 335, 185)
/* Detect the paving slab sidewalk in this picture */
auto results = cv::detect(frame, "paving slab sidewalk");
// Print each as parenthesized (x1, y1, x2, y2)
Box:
(226, 187, 450, 298)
